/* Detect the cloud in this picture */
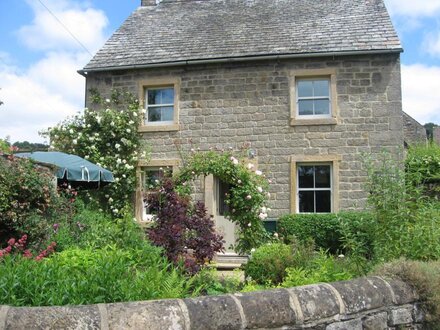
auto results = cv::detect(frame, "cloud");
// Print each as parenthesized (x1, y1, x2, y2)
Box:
(0, 54, 84, 142)
(424, 31, 440, 57)
(384, 0, 440, 18)
(401, 64, 440, 125)
(17, 0, 108, 53)
(0, 0, 109, 143)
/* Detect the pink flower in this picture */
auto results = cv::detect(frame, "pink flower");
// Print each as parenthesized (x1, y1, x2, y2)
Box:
(7, 238, 15, 246)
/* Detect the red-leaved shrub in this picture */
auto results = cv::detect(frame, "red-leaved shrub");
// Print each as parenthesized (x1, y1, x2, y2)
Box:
(147, 179, 224, 273)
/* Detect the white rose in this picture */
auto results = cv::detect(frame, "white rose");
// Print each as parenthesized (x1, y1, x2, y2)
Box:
(255, 170, 262, 176)
(257, 186, 263, 193)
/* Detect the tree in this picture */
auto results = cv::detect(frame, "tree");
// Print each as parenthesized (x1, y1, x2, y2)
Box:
(424, 122, 439, 141)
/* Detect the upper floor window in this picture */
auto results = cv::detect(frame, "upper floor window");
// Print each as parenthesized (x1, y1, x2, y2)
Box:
(297, 79, 330, 117)
(289, 69, 338, 126)
(146, 87, 174, 124)
(138, 77, 180, 132)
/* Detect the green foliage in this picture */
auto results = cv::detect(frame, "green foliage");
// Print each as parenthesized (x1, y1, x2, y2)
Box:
(0, 138, 9, 154)
(192, 267, 243, 295)
(277, 213, 340, 252)
(277, 212, 374, 255)
(0, 244, 201, 306)
(0, 156, 72, 248)
(363, 151, 440, 262)
(44, 91, 148, 216)
(243, 240, 314, 285)
(373, 259, 440, 325)
(176, 150, 270, 254)
(281, 250, 354, 287)
(52, 203, 146, 251)
(406, 143, 440, 197)
(424, 123, 438, 141)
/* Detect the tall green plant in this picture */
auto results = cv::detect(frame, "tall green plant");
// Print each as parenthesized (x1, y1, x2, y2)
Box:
(363, 151, 440, 261)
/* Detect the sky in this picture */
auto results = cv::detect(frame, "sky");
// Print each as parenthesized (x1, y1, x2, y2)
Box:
(0, 0, 439, 143)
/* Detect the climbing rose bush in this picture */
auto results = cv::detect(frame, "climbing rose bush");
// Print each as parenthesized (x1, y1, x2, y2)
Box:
(44, 92, 148, 216)
(175, 150, 271, 254)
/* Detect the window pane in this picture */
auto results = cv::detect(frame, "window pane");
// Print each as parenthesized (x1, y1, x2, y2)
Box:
(298, 100, 314, 115)
(218, 180, 230, 216)
(314, 80, 329, 97)
(297, 80, 313, 97)
(144, 170, 162, 190)
(161, 88, 174, 104)
(148, 90, 160, 105)
(298, 165, 314, 188)
(316, 191, 331, 212)
(161, 106, 174, 121)
(299, 191, 314, 213)
(315, 165, 331, 188)
(148, 107, 161, 122)
(314, 99, 330, 115)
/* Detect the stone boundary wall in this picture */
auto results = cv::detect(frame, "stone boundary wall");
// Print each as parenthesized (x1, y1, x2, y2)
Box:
(0, 276, 425, 329)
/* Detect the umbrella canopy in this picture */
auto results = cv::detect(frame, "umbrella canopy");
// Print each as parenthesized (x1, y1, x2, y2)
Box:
(15, 152, 114, 184)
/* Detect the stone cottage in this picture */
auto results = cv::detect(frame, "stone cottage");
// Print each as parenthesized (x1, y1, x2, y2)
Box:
(79, 0, 404, 249)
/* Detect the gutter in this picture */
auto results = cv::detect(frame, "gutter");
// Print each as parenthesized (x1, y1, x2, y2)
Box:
(77, 48, 403, 76)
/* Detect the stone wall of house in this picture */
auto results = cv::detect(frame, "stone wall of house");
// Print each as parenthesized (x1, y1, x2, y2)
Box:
(0, 276, 426, 329)
(434, 127, 440, 145)
(85, 53, 403, 217)
(403, 112, 426, 146)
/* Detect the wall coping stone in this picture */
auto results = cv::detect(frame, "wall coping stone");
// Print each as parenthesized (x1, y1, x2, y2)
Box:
(0, 276, 424, 330)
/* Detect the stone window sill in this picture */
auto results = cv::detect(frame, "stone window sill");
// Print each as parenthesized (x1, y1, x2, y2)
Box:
(138, 124, 180, 132)
(290, 117, 338, 126)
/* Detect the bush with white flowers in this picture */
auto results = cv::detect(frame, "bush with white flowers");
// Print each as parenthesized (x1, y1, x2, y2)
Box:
(175, 150, 271, 254)
(44, 91, 148, 216)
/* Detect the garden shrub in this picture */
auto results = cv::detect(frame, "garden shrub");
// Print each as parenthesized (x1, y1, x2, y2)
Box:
(243, 240, 314, 285)
(0, 244, 202, 306)
(147, 179, 224, 274)
(277, 212, 374, 255)
(406, 143, 440, 197)
(281, 250, 354, 288)
(373, 259, 440, 325)
(52, 204, 146, 251)
(364, 151, 440, 262)
(0, 156, 72, 248)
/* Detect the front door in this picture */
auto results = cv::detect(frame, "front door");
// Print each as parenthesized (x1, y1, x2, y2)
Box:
(205, 175, 237, 254)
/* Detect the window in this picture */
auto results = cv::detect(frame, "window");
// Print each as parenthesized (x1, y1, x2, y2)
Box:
(146, 87, 174, 123)
(290, 155, 340, 214)
(141, 167, 172, 221)
(138, 77, 180, 132)
(297, 79, 330, 117)
(297, 164, 332, 213)
(289, 69, 338, 126)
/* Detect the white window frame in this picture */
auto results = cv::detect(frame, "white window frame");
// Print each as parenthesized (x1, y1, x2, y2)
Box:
(296, 163, 332, 213)
(135, 159, 180, 223)
(138, 77, 180, 132)
(289, 69, 339, 126)
(145, 86, 175, 125)
(296, 78, 331, 119)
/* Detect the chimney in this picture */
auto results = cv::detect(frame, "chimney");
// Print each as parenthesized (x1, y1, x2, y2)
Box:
(141, 0, 158, 6)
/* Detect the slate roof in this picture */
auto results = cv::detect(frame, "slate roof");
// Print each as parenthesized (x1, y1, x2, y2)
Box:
(83, 0, 402, 72)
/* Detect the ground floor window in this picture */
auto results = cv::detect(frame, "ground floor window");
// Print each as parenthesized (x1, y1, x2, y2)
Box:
(141, 166, 172, 221)
(297, 164, 332, 213)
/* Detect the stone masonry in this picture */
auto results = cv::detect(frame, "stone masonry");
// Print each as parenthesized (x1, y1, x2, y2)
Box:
(0, 276, 427, 329)
(85, 53, 403, 218)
